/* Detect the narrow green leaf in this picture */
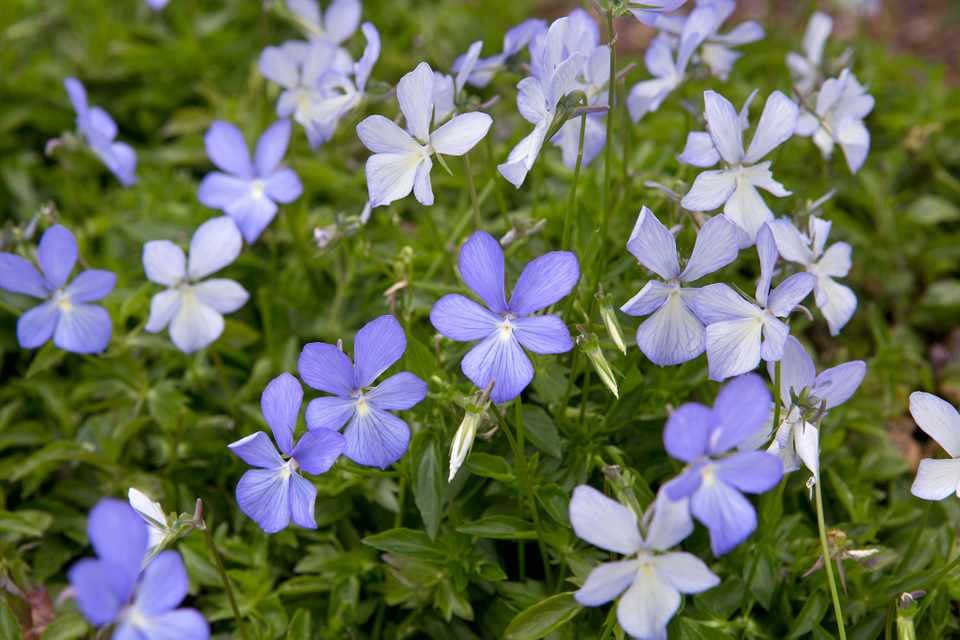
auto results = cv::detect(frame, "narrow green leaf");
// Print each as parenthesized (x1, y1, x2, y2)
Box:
(414, 441, 444, 539)
(504, 592, 582, 640)
(362, 528, 445, 562)
(457, 515, 536, 540)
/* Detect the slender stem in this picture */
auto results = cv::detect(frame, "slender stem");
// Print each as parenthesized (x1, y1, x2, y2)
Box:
(563, 112, 588, 251)
(772, 360, 782, 431)
(201, 517, 249, 640)
(464, 152, 482, 229)
(814, 480, 847, 640)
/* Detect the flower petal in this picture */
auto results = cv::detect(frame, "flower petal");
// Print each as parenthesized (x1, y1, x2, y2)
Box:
(759, 315, 789, 362)
(365, 152, 421, 208)
(723, 181, 773, 242)
(767, 272, 815, 317)
(812, 360, 866, 409)
(146, 290, 181, 333)
(288, 473, 318, 530)
(0, 253, 46, 297)
(568, 485, 643, 555)
(305, 396, 356, 431)
(353, 314, 406, 388)
(136, 609, 209, 640)
(911, 458, 960, 501)
(299, 342, 355, 396)
(291, 428, 346, 474)
(616, 570, 681, 640)
(703, 90, 744, 164)
(715, 451, 782, 493)
(705, 318, 763, 382)
(264, 168, 302, 204)
(169, 295, 223, 353)
(204, 121, 253, 178)
(342, 406, 410, 469)
(65, 77, 88, 114)
(65, 269, 115, 303)
(621, 280, 670, 317)
(687, 283, 756, 324)
(430, 294, 500, 341)
(710, 372, 772, 453)
(187, 217, 243, 279)
(635, 293, 705, 366)
(236, 468, 291, 533)
(198, 173, 251, 210)
(910, 392, 960, 457)
(509, 251, 579, 316)
(143, 241, 186, 288)
(743, 91, 799, 164)
(412, 156, 434, 206)
(815, 276, 857, 336)
(644, 490, 694, 551)
(191, 279, 248, 314)
(89, 499, 148, 573)
(259, 46, 299, 89)
(430, 112, 492, 156)
(68, 559, 130, 626)
(260, 373, 302, 455)
(254, 120, 291, 176)
(653, 552, 720, 594)
(771, 336, 816, 406)
(767, 218, 813, 265)
(356, 115, 421, 154)
(54, 304, 111, 354)
(574, 560, 639, 607)
(226, 195, 279, 244)
(461, 331, 534, 404)
(135, 551, 188, 615)
(366, 372, 427, 410)
(228, 432, 284, 469)
(512, 314, 573, 355)
(664, 402, 712, 462)
(754, 224, 778, 307)
(17, 302, 59, 349)
(323, 0, 360, 44)
(38, 225, 77, 289)
(677, 131, 720, 167)
(681, 169, 737, 212)
(397, 62, 434, 141)
(626, 207, 680, 280)
(680, 215, 740, 282)
(691, 479, 756, 556)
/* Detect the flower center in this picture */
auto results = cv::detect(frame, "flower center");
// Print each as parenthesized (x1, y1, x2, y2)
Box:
(251, 179, 266, 199)
(122, 605, 149, 629)
(497, 315, 515, 341)
(701, 464, 717, 486)
(356, 394, 370, 417)
(53, 289, 73, 312)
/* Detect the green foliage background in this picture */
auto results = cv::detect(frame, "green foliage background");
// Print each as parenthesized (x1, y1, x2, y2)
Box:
(1, 0, 959, 638)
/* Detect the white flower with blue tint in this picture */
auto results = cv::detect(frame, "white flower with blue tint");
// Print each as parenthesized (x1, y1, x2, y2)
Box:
(628, 31, 699, 122)
(909, 393, 960, 501)
(629, 0, 688, 26)
(795, 69, 873, 174)
(452, 19, 546, 88)
(679, 90, 799, 243)
(198, 120, 303, 243)
(0, 225, 114, 354)
(286, 0, 360, 68)
(765, 336, 865, 480)
(356, 62, 492, 208)
(689, 225, 815, 381)
(63, 78, 137, 186)
(787, 11, 834, 96)
(570, 485, 718, 639)
(767, 215, 856, 335)
(620, 207, 740, 366)
(142, 217, 249, 354)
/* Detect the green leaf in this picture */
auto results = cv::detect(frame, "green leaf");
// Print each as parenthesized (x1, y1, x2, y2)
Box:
(362, 528, 445, 562)
(674, 617, 731, 640)
(466, 452, 514, 482)
(0, 596, 22, 640)
(287, 609, 312, 640)
(788, 590, 828, 638)
(0, 509, 54, 538)
(908, 195, 960, 225)
(25, 343, 65, 379)
(521, 405, 561, 459)
(414, 440, 444, 539)
(504, 592, 582, 640)
(41, 611, 88, 640)
(457, 515, 536, 540)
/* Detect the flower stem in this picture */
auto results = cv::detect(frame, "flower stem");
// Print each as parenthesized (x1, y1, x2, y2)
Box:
(464, 152, 482, 229)
(814, 479, 847, 640)
(201, 515, 249, 640)
(563, 112, 588, 250)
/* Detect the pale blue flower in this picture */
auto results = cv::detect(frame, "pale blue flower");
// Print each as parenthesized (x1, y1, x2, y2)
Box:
(786, 11, 834, 96)
(64, 78, 137, 186)
(795, 69, 873, 173)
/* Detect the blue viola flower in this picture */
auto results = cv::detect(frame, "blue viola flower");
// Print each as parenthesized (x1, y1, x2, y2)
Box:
(300, 315, 427, 469)
(64, 78, 137, 186)
(430, 231, 579, 404)
(0, 225, 114, 354)
(198, 120, 303, 243)
(663, 373, 783, 556)
(229, 373, 346, 533)
(67, 499, 208, 639)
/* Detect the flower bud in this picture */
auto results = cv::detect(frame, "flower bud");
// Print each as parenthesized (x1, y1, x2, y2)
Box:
(577, 330, 619, 399)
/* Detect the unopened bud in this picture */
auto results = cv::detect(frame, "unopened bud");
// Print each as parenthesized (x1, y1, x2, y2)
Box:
(597, 293, 627, 355)
(577, 330, 619, 399)
(449, 384, 493, 482)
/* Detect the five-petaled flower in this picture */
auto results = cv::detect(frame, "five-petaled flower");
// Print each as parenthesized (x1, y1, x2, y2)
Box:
(0, 224, 115, 354)
(662, 373, 783, 555)
(198, 120, 303, 243)
(229, 373, 346, 533)
(143, 216, 249, 354)
(430, 231, 579, 404)
(68, 499, 209, 639)
(299, 315, 427, 469)
(795, 68, 873, 174)
(64, 78, 137, 186)
(909, 392, 960, 501)
(570, 485, 719, 640)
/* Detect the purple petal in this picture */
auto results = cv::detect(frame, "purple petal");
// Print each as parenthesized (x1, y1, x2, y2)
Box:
(458, 231, 507, 313)
(138, 609, 209, 640)
(264, 167, 302, 203)
(664, 402, 712, 462)
(512, 314, 573, 354)
(198, 173, 250, 210)
(261, 373, 303, 455)
(508, 251, 580, 316)
(298, 342, 355, 396)
(652, 551, 720, 594)
(575, 560, 640, 606)
(568, 485, 642, 555)
(620, 281, 670, 317)
(663, 467, 703, 501)
(430, 294, 500, 342)
(770, 336, 816, 406)
(38, 225, 77, 289)
(101, 142, 137, 187)
(54, 304, 111, 354)
(88, 499, 148, 574)
(342, 407, 410, 469)
(0, 253, 46, 297)
(353, 314, 406, 388)
(355, 23, 381, 91)
(65, 269, 115, 303)
(305, 396, 356, 431)
(760, 315, 789, 362)
(291, 428, 346, 474)
(225, 195, 278, 244)
(323, 0, 361, 44)
(634, 293, 705, 366)
(356, 115, 421, 154)
(715, 451, 782, 493)
(691, 479, 756, 555)
(65, 77, 88, 114)
(228, 432, 284, 469)
(134, 551, 187, 615)
(709, 373, 772, 453)
(235, 468, 291, 533)
(429, 112, 492, 156)
(754, 224, 778, 307)
(366, 372, 427, 410)
(679, 215, 740, 283)
(17, 302, 59, 349)
(813, 361, 866, 409)
(68, 559, 130, 626)
(204, 121, 253, 178)
(767, 272, 815, 317)
(461, 332, 534, 404)
(626, 207, 680, 280)
(254, 120, 291, 176)
(644, 489, 694, 551)
(288, 474, 318, 529)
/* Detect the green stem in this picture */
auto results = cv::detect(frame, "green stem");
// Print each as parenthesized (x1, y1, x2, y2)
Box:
(201, 517, 249, 640)
(464, 152, 482, 229)
(563, 112, 588, 251)
(814, 479, 847, 640)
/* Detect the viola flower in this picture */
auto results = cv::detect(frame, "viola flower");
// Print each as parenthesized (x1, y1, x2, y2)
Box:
(766, 336, 865, 480)
(628, 32, 699, 122)
(571, 485, 718, 639)
(620, 207, 740, 366)
(197, 120, 303, 243)
(300, 315, 426, 469)
(663, 373, 783, 555)
(679, 90, 799, 243)
(68, 499, 209, 639)
(286, 0, 360, 66)
(0, 225, 114, 354)
(453, 19, 546, 88)
(259, 41, 338, 148)
(143, 216, 249, 354)
(909, 393, 960, 501)
(629, 0, 688, 26)
(430, 231, 579, 404)
(128, 488, 171, 551)
(63, 78, 137, 186)
(787, 11, 834, 96)
(551, 43, 610, 169)
(689, 225, 815, 381)
(767, 215, 856, 335)
(229, 373, 345, 533)
(795, 69, 874, 174)
(356, 62, 491, 209)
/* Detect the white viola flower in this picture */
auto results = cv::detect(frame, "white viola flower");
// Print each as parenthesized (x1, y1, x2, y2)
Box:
(787, 11, 834, 96)
(679, 90, 799, 243)
(260, 40, 337, 148)
(128, 488, 171, 551)
(355, 62, 492, 208)
(498, 17, 585, 188)
(286, 0, 360, 72)
(570, 485, 718, 640)
(909, 393, 960, 501)
(452, 19, 546, 88)
(767, 215, 856, 335)
(143, 217, 249, 354)
(795, 69, 874, 174)
(551, 44, 610, 168)
(689, 224, 815, 381)
(766, 336, 866, 480)
(621, 208, 740, 366)
(433, 40, 483, 124)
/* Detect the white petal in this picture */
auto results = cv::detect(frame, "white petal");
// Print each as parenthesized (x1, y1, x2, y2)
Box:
(192, 279, 249, 314)
(703, 90, 744, 164)
(188, 217, 243, 279)
(635, 293, 705, 366)
(626, 206, 680, 279)
(794, 422, 820, 480)
(743, 91, 799, 164)
(143, 241, 186, 286)
(653, 552, 720, 594)
(365, 152, 422, 207)
(396, 62, 434, 141)
(803, 12, 833, 65)
(835, 116, 870, 174)
(680, 215, 741, 283)
(497, 121, 548, 188)
(616, 569, 680, 640)
(910, 392, 960, 457)
(575, 560, 639, 606)
(644, 490, 694, 551)
(412, 157, 434, 206)
(569, 485, 642, 555)
(430, 112, 492, 156)
(621, 280, 670, 317)
(681, 170, 737, 212)
(356, 115, 421, 154)
(145, 290, 181, 333)
(814, 276, 857, 336)
(705, 318, 763, 381)
(169, 295, 224, 353)
(677, 131, 721, 168)
(723, 181, 773, 241)
(767, 218, 814, 265)
(912, 458, 960, 501)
